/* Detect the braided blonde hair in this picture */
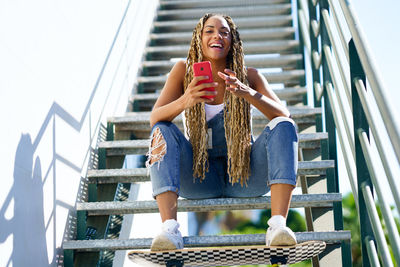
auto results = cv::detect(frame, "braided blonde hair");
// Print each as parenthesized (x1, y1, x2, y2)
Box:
(183, 14, 251, 186)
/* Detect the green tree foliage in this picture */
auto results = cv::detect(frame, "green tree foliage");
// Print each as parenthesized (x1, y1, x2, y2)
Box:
(342, 192, 400, 266)
(224, 209, 306, 235)
(342, 193, 362, 267)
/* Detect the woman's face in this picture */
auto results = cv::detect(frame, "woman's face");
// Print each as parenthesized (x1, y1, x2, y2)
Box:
(201, 16, 232, 61)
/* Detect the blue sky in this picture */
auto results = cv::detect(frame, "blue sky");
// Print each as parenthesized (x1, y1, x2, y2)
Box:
(351, 0, 400, 115)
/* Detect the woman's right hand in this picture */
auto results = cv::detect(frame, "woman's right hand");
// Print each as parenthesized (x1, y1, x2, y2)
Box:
(180, 76, 218, 109)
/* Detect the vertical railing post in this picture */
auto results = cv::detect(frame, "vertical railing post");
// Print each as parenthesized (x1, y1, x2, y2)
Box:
(349, 38, 375, 267)
(296, 0, 307, 106)
(320, 0, 341, 219)
(319, 1, 352, 265)
(308, 0, 322, 133)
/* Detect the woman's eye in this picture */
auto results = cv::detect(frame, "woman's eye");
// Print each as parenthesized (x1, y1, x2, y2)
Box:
(206, 30, 213, 33)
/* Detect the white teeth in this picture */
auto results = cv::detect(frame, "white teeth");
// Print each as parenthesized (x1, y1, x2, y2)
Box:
(210, 44, 222, 48)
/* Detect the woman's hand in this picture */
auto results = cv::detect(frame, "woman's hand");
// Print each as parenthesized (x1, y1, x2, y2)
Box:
(180, 76, 218, 109)
(217, 69, 250, 98)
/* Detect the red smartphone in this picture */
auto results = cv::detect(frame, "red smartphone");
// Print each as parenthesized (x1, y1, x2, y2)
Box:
(193, 61, 215, 99)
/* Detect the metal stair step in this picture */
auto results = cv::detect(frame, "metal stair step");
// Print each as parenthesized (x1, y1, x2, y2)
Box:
(87, 160, 334, 184)
(63, 231, 351, 251)
(131, 86, 306, 101)
(77, 193, 342, 216)
(109, 107, 321, 138)
(98, 132, 327, 157)
(142, 54, 303, 75)
(154, 15, 293, 32)
(160, 0, 290, 10)
(138, 70, 305, 91)
(130, 87, 307, 108)
(156, 4, 292, 20)
(151, 27, 295, 45)
(145, 40, 299, 59)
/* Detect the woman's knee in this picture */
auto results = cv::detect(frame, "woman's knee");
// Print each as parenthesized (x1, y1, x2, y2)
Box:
(266, 116, 297, 132)
(146, 121, 175, 167)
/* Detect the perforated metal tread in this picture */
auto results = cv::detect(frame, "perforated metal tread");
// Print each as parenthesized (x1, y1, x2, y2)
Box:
(142, 54, 303, 71)
(156, 4, 292, 20)
(128, 241, 326, 266)
(145, 40, 299, 59)
(98, 132, 327, 155)
(87, 160, 334, 184)
(77, 193, 342, 216)
(153, 15, 293, 32)
(151, 27, 295, 44)
(159, 0, 290, 10)
(138, 70, 305, 86)
(131, 87, 306, 104)
(109, 106, 321, 125)
(63, 231, 350, 251)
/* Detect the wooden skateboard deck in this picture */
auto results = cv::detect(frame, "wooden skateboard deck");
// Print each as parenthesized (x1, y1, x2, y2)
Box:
(128, 240, 326, 266)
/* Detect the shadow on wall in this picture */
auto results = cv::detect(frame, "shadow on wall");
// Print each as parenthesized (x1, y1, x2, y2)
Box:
(0, 1, 151, 265)
(0, 134, 49, 266)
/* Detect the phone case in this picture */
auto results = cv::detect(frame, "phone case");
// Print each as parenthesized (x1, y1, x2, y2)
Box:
(193, 61, 215, 99)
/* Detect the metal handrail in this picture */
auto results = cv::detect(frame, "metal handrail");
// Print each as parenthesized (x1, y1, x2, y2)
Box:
(323, 45, 355, 155)
(365, 237, 381, 267)
(359, 130, 400, 263)
(297, 0, 400, 265)
(326, 82, 358, 204)
(338, 0, 400, 164)
(354, 79, 400, 212)
(327, 0, 349, 62)
(321, 9, 351, 108)
(361, 184, 394, 267)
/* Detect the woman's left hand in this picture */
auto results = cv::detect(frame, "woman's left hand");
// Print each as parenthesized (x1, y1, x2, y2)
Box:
(217, 69, 250, 98)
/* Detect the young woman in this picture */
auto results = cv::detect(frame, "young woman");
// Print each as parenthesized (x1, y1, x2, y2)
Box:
(146, 13, 298, 251)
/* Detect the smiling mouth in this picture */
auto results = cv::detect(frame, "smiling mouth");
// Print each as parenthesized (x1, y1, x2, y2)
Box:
(209, 43, 223, 49)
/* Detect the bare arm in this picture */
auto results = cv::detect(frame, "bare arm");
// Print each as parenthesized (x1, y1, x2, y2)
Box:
(150, 60, 218, 127)
(217, 67, 290, 120)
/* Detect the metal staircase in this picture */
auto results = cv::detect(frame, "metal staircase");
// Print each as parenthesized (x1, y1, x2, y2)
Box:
(62, 0, 355, 266)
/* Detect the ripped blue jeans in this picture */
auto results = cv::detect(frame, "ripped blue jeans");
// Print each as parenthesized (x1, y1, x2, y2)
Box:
(146, 111, 298, 199)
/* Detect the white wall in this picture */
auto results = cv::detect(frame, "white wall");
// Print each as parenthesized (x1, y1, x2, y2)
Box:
(0, 0, 158, 265)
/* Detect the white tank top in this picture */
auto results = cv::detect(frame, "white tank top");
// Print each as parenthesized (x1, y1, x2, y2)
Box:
(204, 103, 225, 121)
(181, 104, 254, 140)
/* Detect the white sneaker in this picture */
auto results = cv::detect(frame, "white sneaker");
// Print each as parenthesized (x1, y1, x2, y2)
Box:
(265, 215, 296, 246)
(266, 226, 297, 246)
(150, 219, 184, 251)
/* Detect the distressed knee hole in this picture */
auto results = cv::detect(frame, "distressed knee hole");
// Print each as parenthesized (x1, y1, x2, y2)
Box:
(146, 127, 167, 168)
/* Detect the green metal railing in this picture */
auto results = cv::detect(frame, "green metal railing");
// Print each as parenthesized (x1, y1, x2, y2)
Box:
(297, 0, 400, 266)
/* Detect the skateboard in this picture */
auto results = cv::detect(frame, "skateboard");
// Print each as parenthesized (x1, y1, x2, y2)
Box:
(128, 240, 326, 266)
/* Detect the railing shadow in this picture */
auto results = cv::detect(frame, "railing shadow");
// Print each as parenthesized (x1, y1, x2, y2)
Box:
(0, 0, 133, 265)
(0, 134, 49, 266)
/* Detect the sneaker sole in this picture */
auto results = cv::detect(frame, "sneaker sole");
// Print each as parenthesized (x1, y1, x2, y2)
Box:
(150, 235, 179, 251)
(268, 229, 297, 246)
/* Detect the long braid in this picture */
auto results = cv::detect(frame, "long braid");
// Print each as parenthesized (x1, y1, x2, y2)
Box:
(184, 14, 251, 185)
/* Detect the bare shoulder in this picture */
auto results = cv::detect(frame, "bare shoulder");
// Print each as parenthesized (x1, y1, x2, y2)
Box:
(247, 66, 259, 76)
(170, 60, 186, 77)
(246, 67, 262, 88)
(163, 59, 186, 92)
